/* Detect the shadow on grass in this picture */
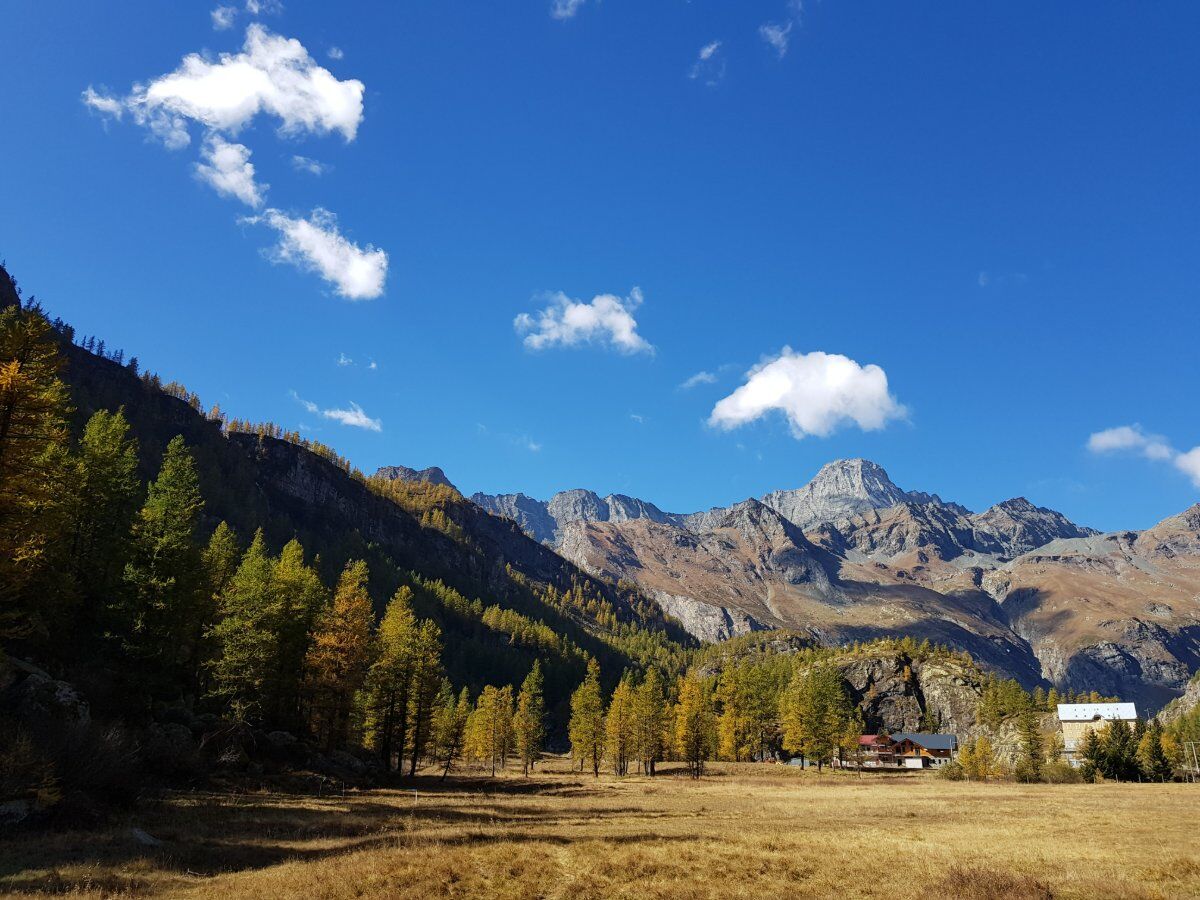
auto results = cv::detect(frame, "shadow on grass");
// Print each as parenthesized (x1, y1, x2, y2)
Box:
(0, 776, 691, 894)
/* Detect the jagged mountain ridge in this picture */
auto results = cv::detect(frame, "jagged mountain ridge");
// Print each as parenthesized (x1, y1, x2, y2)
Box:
(404, 458, 1197, 711)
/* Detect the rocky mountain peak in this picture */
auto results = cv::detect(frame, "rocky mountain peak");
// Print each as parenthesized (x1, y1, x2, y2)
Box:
(374, 464, 456, 490)
(761, 458, 921, 530)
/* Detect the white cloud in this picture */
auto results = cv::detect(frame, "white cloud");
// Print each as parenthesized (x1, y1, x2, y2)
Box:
(195, 135, 265, 207)
(245, 0, 283, 15)
(709, 347, 906, 439)
(337, 352, 353, 366)
(248, 207, 388, 300)
(291, 154, 329, 175)
(322, 401, 381, 431)
(689, 41, 726, 86)
(1087, 424, 1200, 488)
(211, 5, 238, 30)
(291, 391, 381, 431)
(368, 360, 378, 371)
(327, 46, 344, 61)
(91, 24, 364, 148)
(514, 287, 653, 354)
(551, 0, 587, 20)
(680, 370, 717, 390)
(289, 389, 318, 413)
(1175, 448, 1200, 488)
(1087, 425, 1173, 461)
(630, 413, 646, 424)
(82, 87, 125, 120)
(759, 22, 793, 58)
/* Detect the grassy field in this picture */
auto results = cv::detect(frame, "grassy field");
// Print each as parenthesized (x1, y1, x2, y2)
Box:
(1, 759, 1197, 899)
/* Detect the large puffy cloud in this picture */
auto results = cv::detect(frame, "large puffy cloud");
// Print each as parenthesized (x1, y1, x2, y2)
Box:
(249, 207, 388, 300)
(1088, 424, 1200, 487)
(83, 24, 363, 149)
(515, 287, 653, 354)
(134, 24, 363, 144)
(709, 348, 905, 438)
(195, 135, 265, 207)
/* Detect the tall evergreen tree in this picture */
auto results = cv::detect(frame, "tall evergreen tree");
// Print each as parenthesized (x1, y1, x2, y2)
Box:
(605, 671, 636, 776)
(208, 531, 276, 720)
(513, 661, 546, 776)
(633, 668, 668, 776)
(569, 658, 605, 777)
(0, 303, 71, 639)
(304, 559, 376, 749)
(269, 539, 328, 726)
(406, 619, 444, 776)
(674, 675, 716, 779)
(465, 684, 513, 776)
(780, 663, 856, 771)
(1136, 721, 1172, 782)
(66, 409, 140, 628)
(433, 684, 471, 781)
(122, 435, 206, 698)
(362, 586, 420, 771)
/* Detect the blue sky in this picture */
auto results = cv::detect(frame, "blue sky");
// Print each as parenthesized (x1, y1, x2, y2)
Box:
(2, 1, 1198, 531)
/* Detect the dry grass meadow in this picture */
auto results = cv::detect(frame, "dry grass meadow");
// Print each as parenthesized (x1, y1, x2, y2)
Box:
(1, 758, 1197, 899)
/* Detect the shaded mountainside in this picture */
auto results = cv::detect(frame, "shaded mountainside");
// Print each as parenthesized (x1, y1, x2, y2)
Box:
(54, 331, 694, 710)
(468, 458, 1197, 712)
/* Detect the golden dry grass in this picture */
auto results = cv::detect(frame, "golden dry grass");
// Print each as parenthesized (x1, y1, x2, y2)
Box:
(1, 760, 1197, 899)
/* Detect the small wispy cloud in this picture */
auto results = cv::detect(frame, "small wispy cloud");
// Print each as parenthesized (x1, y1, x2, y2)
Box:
(291, 155, 330, 176)
(368, 360, 378, 371)
(551, 0, 587, 20)
(337, 352, 353, 367)
(477, 423, 542, 453)
(630, 413, 647, 425)
(211, 5, 238, 30)
(680, 370, 718, 390)
(759, 0, 803, 59)
(290, 391, 382, 431)
(327, 46, 344, 61)
(689, 41, 726, 87)
(1087, 424, 1200, 487)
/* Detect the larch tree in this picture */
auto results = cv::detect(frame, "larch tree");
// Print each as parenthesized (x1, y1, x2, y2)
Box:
(122, 434, 206, 698)
(433, 684, 471, 781)
(780, 663, 856, 771)
(362, 586, 422, 771)
(304, 559, 376, 750)
(66, 409, 140, 633)
(207, 530, 277, 721)
(406, 619, 444, 776)
(268, 539, 328, 727)
(465, 684, 513, 776)
(513, 660, 546, 775)
(605, 671, 636, 776)
(1137, 721, 1172, 782)
(674, 675, 716, 779)
(633, 667, 667, 776)
(0, 302, 71, 639)
(569, 658, 605, 777)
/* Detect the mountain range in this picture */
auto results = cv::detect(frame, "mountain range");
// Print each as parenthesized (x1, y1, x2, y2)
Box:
(377, 458, 1200, 711)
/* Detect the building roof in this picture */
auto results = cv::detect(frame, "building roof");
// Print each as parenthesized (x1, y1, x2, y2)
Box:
(890, 733, 957, 751)
(1056, 702, 1138, 722)
(859, 734, 894, 746)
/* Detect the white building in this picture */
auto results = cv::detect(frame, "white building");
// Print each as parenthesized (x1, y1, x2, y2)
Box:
(1056, 702, 1138, 764)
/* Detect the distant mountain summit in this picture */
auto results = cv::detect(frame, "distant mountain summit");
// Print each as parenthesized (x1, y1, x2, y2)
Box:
(760, 458, 965, 529)
(374, 465, 456, 490)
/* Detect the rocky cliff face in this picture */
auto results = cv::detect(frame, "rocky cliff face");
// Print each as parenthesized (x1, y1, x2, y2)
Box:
(471, 487, 681, 545)
(374, 465, 456, 489)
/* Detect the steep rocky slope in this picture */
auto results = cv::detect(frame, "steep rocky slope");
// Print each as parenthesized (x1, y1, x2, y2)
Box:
(469, 458, 1197, 710)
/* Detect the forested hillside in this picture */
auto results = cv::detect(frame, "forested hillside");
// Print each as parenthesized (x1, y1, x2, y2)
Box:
(0, 264, 695, 811)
